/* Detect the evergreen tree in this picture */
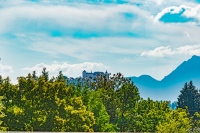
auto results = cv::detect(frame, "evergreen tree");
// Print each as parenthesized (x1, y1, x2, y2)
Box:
(41, 68, 49, 81)
(56, 71, 65, 82)
(177, 81, 200, 116)
(32, 71, 38, 81)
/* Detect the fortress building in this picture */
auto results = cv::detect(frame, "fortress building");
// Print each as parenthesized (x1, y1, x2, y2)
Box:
(66, 70, 109, 86)
(82, 70, 109, 80)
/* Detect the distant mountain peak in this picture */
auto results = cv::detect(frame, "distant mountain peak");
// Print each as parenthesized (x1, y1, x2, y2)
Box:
(190, 55, 200, 62)
(184, 55, 200, 64)
(130, 55, 200, 101)
(161, 55, 200, 82)
(191, 55, 200, 58)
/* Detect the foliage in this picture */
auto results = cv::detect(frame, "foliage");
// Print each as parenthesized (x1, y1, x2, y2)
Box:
(156, 108, 191, 133)
(86, 89, 118, 132)
(90, 72, 140, 132)
(0, 96, 6, 131)
(116, 82, 140, 132)
(130, 98, 170, 132)
(53, 97, 95, 132)
(191, 112, 200, 132)
(0, 70, 199, 132)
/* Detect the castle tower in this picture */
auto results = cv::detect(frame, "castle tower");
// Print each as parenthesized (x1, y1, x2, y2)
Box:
(82, 70, 86, 79)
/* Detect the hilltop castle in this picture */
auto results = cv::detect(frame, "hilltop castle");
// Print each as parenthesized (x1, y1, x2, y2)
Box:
(82, 70, 109, 80)
(66, 70, 109, 85)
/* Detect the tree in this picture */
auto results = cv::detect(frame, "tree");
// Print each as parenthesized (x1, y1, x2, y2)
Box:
(56, 71, 65, 82)
(90, 73, 136, 125)
(4, 105, 25, 131)
(130, 98, 170, 132)
(156, 108, 191, 133)
(86, 89, 118, 132)
(32, 71, 38, 81)
(116, 82, 140, 132)
(177, 81, 200, 116)
(191, 112, 200, 132)
(53, 97, 95, 132)
(41, 68, 49, 81)
(0, 96, 6, 131)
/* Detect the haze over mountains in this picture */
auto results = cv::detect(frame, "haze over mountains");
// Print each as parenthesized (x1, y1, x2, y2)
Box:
(130, 55, 200, 101)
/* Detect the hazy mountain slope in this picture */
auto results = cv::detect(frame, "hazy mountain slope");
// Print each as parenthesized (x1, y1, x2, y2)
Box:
(161, 55, 200, 85)
(130, 55, 200, 101)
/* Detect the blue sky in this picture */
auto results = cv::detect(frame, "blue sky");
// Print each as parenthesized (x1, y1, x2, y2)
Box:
(1, 0, 200, 84)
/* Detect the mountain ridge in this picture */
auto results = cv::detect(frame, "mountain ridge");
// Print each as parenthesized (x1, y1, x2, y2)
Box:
(130, 55, 200, 101)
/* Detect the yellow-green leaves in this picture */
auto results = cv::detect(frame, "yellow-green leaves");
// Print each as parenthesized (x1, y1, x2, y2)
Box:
(0, 97, 6, 131)
(53, 97, 95, 132)
(156, 108, 191, 133)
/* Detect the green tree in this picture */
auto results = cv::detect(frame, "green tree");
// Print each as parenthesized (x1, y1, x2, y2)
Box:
(131, 98, 170, 132)
(90, 73, 135, 125)
(156, 108, 191, 133)
(116, 82, 140, 132)
(88, 72, 141, 131)
(53, 97, 95, 132)
(87, 89, 118, 132)
(41, 68, 49, 81)
(191, 112, 200, 132)
(0, 77, 22, 131)
(4, 105, 25, 131)
(56, 71, 65, 82)
(0, 96, 6, 131)
(177, 81, 200, 116)
(32, 71, 38, 81)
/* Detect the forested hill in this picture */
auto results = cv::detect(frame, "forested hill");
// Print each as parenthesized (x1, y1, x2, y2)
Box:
(130, 55, 200, 101)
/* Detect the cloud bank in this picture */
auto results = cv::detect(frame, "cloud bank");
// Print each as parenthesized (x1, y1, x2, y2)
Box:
(0, 3, 148, 38)
(23, 62, 109, 78)
(141, 44, 200, 57)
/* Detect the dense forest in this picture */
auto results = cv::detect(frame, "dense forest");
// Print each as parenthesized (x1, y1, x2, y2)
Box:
(0, 68, 200, 132)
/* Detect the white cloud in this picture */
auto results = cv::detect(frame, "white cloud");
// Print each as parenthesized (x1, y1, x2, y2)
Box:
(183, 5, 200, 20)
(0, 3, 148, 35)
(154, 5, 191, 21)
(0, 64, 13, 77)
(154, 5, 200, 23)
(141, 44, 200, 57)
(141, 46, 173, 57)
(22, 62, 109, 78)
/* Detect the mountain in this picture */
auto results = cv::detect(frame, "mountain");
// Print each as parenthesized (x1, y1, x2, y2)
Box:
(130, 55, 200, 101)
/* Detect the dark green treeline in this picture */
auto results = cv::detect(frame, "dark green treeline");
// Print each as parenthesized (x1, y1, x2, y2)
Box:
(0, 68, 199, 132)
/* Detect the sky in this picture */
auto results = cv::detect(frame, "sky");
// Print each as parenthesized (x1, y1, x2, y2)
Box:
(0, 0, 200, 84)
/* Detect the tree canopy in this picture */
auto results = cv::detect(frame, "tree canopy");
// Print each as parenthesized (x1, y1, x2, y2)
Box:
(0, 70, 199, 132)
